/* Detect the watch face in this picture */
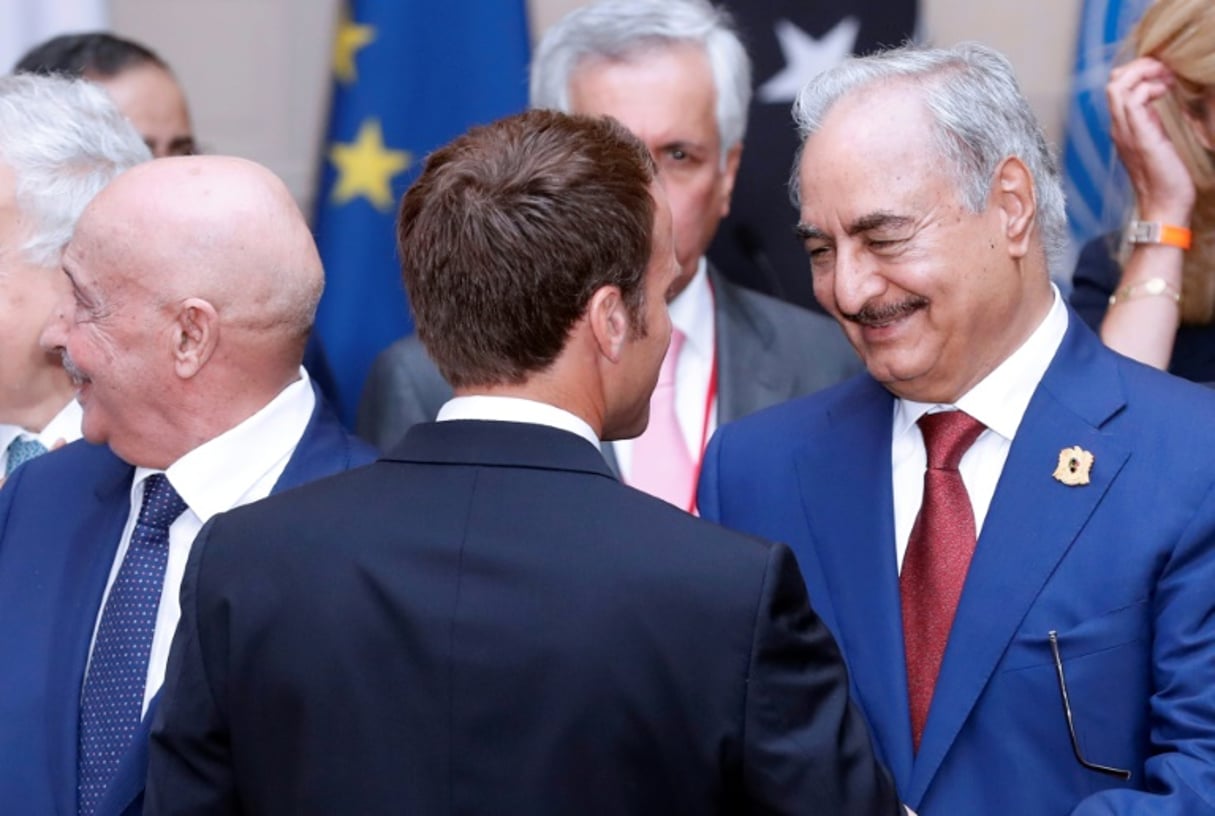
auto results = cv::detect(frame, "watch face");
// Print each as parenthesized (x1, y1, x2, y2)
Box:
(1127, 221, 1159, 244)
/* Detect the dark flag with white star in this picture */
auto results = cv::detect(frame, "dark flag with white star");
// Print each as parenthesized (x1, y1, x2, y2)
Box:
(312, 1, 530, 424)
(711, 1, 918, 310)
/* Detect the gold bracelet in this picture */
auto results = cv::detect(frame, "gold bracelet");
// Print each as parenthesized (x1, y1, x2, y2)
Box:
(1108, 276, 1182, 307)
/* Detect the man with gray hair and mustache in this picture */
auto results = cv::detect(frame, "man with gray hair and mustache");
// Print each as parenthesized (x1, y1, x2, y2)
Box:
(0, 151, 376, 816)
(0, 73, 148, 479)
(700, 42, 1215, 813)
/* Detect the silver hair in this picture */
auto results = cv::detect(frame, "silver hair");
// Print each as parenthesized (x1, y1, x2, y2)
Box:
(0, 73, 150, 266)
(530, 0, 751, 164)
(791, 42, 1068, 278)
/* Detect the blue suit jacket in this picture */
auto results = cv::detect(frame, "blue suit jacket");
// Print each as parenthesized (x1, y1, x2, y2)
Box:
(700, 314, 1215, 814)
(0, 391, 376, 816)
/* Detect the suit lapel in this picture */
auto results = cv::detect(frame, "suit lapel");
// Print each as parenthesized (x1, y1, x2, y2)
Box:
(272, 385, 369, 494)
(906, 318, 1130, 805)
(710, 266, 788, 423)
(46, 450, 134, 816)
(793, 378, 916, 788)
(96, 694, 159, 816)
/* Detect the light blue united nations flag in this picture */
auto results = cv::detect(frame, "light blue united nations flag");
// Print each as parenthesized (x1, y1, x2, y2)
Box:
(1061, 0, 1152, 262)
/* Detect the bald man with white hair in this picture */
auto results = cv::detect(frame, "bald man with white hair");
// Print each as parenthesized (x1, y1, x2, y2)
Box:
(0, 155, 376, 816)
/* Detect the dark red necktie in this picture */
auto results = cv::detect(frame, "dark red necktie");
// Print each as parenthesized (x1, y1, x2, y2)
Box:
(901, 410, 986, 751)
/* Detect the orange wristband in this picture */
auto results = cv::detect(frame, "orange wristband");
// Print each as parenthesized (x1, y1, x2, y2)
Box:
(1126, 220, 1193, 250)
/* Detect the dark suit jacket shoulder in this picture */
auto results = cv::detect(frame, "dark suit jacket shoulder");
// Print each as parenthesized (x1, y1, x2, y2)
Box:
(148, 421, 898, 816)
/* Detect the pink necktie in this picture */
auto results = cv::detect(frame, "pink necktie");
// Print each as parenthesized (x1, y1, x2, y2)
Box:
(630, 328, 695, 508)
(901, 410, 986, 751)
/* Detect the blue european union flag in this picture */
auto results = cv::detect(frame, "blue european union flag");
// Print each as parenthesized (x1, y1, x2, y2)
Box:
(1061, 0, 1150, 262)
(313, 1, 531, 424)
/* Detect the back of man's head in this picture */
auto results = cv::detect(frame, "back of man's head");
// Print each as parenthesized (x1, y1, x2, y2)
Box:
(530, 0, 751, 159)
(14, 31, 168, 80)
(398, 109, 655, 389)
(16, 31, 196, 159)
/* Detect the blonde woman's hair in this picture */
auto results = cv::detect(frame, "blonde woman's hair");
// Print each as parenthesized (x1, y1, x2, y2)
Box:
(1128, 0, 1215, 323)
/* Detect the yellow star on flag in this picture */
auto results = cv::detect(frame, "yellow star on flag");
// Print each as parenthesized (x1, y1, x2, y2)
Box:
(332, 6, 376, 84)
(328, 119, 412, 211)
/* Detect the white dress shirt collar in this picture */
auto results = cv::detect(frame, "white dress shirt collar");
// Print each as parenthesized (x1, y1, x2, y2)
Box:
(668, 257, 713, 360)
(0, 398, 83, 454)
(894, 285, 1069, 440)
(890, 286, 1069, 571)
(437, 395, 600, 451)
(132, 368, 316, 524)
(99, 368, 316, 716)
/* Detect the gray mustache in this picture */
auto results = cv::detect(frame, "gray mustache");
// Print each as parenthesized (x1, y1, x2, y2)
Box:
(843, 296, 928, 327)
(60, 351, 88, 385)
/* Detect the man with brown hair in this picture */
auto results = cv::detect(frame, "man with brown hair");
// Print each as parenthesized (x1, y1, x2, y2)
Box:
(358, 0, 861, 518)
(146, 109, 899, 816)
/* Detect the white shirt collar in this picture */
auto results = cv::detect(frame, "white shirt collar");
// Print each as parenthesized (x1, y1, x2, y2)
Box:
(0, 398, 83, 453)
(437, 395, 600, 450)
(895, 285, 1069, 440)
(667, 257, 713, 360)
(40, 398, 83, 447)
(133, 368, 316, 523)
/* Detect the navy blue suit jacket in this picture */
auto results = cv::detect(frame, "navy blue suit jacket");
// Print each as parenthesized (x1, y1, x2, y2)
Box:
(0, 391, 375, 816)
(700, 314, 1215, 814)
(146, 420, 899, 815)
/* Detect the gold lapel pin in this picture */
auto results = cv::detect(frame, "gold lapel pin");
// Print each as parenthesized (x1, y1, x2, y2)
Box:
(1053, 446, 1094, 486)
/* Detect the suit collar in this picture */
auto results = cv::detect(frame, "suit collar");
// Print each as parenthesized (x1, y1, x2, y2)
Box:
(709, 264, 788, 422)
(273, 385, 374, 493)
(387, 420, 616, 482)
(45, 444, 135, 816)
(792, 376, 918, 785)
(905, 313, 1129, 805)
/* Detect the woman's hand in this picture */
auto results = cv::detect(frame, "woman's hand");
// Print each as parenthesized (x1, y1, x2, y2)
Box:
(1107, 56, 1196, 224)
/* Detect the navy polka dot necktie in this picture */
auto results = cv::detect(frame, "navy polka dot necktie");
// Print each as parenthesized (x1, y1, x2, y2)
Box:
(77, 473, 187, 816)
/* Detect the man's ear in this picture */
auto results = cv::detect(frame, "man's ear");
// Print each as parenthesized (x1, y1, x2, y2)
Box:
(172, 297, 219, 378)
(586, 285, 630, 364)
(993, 156, 1035, 260)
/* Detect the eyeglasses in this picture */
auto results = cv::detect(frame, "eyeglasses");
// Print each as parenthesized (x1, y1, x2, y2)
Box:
(1048, 631, 1132, 780)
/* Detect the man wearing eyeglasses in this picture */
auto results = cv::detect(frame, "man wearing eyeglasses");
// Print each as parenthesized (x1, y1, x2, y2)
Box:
(701, 42, 1215, 815)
